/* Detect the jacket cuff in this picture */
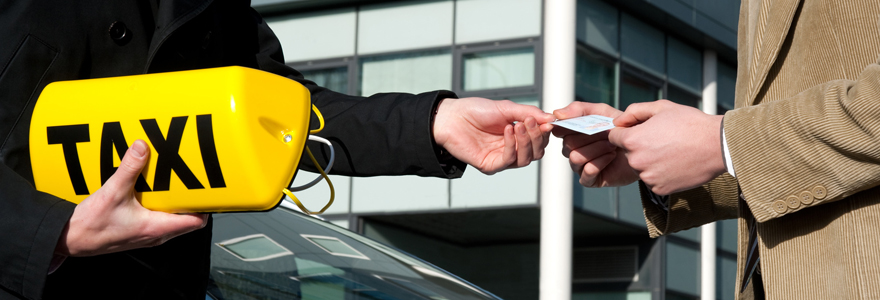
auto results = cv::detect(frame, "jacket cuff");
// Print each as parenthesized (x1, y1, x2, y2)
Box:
(23, 195, 76, 298)
(419, 90, 466, 179)
(639, 174, 739, 238)
(723, 105, 803, 222)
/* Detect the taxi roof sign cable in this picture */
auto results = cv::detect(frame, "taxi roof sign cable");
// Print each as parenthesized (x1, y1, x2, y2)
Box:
(284, 104, 336, 215)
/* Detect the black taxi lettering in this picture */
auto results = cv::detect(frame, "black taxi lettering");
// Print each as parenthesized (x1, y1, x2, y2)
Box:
(47, 114, 225, 194)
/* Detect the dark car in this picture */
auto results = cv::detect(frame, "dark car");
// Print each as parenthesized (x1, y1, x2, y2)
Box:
(206, 202, 501, 300)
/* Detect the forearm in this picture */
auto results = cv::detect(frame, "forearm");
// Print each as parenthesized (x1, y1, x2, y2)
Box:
(302, 88, 464, 178)
(726, 63, 880, 222)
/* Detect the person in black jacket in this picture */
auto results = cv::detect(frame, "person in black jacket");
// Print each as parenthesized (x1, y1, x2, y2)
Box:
(0, 1, 554, 299)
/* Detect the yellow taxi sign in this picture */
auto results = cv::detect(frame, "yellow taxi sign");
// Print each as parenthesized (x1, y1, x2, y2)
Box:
(30, 66, 311, 213)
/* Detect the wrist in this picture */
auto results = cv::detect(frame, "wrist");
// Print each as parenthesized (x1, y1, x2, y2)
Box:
(709, 114, 727, 177)
(431, 98, 454, 148)
(54, 221, 72, 256)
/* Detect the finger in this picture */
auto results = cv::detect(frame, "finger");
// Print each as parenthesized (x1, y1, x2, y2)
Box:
(495, 100, 555, 124)
(567, 141, 616, 173)
(551, 126, 577, 138)
(613, 101, 668, 127)
(104, 140, 150, 191)
(553, 102, 622, 120)
(499, 124, 516, 171)
(579, 151, 617, 187)
(514, 122, 533, 167)
(524, 117, 546, 159)
(539, 131, 551, 156)
(561, 131, 610, 152)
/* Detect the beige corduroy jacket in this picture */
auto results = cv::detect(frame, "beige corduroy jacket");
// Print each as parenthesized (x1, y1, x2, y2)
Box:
(641, 0, 880, 299)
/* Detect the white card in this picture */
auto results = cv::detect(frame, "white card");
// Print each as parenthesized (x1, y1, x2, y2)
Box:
(552, 115, 615, 135)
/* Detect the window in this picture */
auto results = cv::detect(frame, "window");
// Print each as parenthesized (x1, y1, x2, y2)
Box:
(300, 66, 349, 94)
(576, 48, 615, 105)
(359, 49, 452, 96)
(577, 0, 619, 55)
(621, 14, 665, 76)
(667, 37, 702, 92)
(357, 1, 453, 55)
(463, 47, 535, 91)
(266, 8, 356, 62)
(619, 72, 661, 110)
(455, 0, 541, 44)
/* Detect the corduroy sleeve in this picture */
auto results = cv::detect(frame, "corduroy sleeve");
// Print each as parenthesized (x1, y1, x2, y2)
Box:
(639, 174, 740, 237)
(724, 62, 880, 222)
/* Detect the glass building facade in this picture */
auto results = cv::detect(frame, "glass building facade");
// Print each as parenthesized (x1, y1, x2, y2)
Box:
(254, 0, 741, 299)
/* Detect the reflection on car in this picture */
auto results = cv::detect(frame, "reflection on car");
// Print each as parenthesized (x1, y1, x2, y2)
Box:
(206, 202, 501, 300)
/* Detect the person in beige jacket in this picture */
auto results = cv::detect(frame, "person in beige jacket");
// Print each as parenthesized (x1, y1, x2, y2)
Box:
(554, 0, 880, 298)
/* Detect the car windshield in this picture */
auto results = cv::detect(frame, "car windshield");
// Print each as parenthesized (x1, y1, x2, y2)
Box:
(207, 204, 500, 300)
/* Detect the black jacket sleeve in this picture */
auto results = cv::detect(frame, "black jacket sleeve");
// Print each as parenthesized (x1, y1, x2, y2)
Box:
(0, 163, 75, 298)
(249, 9, 465, 179)
(0, 3, 78, 297)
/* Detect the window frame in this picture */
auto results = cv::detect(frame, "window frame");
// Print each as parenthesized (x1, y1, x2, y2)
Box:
(453, 37, 542, 99)
(289, 57, 357, 95)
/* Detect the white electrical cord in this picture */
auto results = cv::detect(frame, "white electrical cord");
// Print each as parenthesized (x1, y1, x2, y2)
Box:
(288, 135, 334, 191)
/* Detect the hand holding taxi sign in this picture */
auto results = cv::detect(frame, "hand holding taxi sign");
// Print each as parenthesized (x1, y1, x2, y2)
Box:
(57, 140, 208, 257)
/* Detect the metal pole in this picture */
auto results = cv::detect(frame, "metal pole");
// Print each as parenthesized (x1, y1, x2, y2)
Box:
(540, 0, 575, 299)
(700, 49, 718, 300)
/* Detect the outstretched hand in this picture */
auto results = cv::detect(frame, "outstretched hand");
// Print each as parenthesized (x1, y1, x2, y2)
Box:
(55, 140, 208, 257)
(432, 97, 555, 174)
(609, 100, 726, 195)
(552, 102, 639, 187)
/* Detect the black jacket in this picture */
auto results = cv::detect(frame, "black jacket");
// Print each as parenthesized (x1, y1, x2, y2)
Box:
(0, 0, 463, 299)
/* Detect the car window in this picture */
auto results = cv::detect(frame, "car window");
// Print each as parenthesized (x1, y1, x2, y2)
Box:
(207, 206, 500, 300)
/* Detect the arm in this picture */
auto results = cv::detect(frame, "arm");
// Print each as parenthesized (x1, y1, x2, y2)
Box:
(250, 10, 553, 177)
(724, 65, 880, 222)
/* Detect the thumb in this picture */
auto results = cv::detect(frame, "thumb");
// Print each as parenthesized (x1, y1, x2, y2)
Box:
(613, 102, 662, 127)
(145, 212, 209, 239)
(104, 139, 150, 191)
(607, 127, 629, 149)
